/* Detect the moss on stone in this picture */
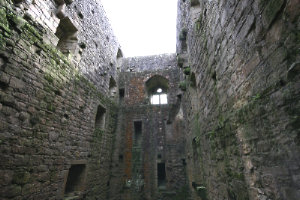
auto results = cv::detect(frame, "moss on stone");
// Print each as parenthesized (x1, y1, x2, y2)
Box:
(44, 73, 54, 84)
(183, 67, 191, 75)
(94, 128, 104, 140)
(179, 81, 187, 91)
(0, 8, 10, 33)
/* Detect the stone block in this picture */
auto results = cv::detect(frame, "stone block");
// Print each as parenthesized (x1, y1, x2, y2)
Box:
(0, 170, 13, 185)
(0, 72, 10, 85)
(0, 94, 15, 107)
(237, 13, 255, 40)
(262, 0, 284, 28)
(242, 52, 260, 77)
(9, 77, 25, 89)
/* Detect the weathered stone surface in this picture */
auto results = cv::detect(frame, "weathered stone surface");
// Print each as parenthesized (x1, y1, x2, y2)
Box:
(177, 0, 300, 199)
(0, 0, 299, 200)
(0, 1, 120, 199)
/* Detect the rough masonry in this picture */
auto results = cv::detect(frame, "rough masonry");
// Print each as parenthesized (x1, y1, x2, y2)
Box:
(0, 0, 299, 200)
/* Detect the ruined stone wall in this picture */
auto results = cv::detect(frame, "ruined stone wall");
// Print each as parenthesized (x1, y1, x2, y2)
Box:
(109, 55, 189, 200)
(13, 0, 121, 93)
(177, 0, 300, 200)
(0, 0, 120, 199)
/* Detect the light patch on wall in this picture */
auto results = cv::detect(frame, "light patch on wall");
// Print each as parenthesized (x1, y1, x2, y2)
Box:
(101, 0, 177, 57)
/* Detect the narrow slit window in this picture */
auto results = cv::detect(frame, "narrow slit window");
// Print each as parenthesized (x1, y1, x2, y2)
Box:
(109, 77, 117, 97)
(117, 48, 123, 59)
(119, 88, 125, 100)
(134, 121, 142, 147)
(95, 105, 106, 130)
(157, 163, 166, 188)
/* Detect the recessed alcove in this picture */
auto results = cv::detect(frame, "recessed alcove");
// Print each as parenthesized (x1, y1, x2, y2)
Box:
(179, 29, 188, 52)
(119, 88, 125, 100)
(145, 75, 169, 105)
(64, 163, 87, 198)
(157, 163, 166, 188)
(117, 48, 123, 59)
(191, 0, 200, 7)
(95, 105, 106, 130)
(109, 77, 117, 97)
(134, 121, 142, 146)
(55, 17, 78, 55)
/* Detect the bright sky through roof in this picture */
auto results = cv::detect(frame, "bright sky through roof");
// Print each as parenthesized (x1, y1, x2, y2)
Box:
(101, 0, 177, 57)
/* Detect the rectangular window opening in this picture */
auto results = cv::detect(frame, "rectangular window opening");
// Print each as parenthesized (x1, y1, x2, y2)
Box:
(95, 105, 106, 130)
(150, 94, 168, 105)
(64, 164, 86, 197)
(119, 88, 125, 100)
(157, 163, 166, 188)
(134, 121, 142, 147)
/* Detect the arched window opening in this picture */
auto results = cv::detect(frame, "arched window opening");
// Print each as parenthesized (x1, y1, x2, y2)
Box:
(109, 76, 117, 97)
(145, 75, 169, 105)
(95, 105, 106, 130)
(55, 17, 78, 55)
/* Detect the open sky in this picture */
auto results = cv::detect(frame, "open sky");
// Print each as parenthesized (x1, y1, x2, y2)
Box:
(101, 0, 177, 57)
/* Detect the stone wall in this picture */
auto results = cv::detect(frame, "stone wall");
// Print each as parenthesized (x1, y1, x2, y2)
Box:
(109, 55, 189, 200)
(0, 0, 120, 199)
(1, 0, 299, 199)
(177, 0, 300, 200)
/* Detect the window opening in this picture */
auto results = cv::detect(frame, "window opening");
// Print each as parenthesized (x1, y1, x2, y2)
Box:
(109, 77, 117, 97)
(179, 28, 187, 52)
(157, 163, 166, 188)
(117, 48, 123, 59)
(146, 75, 169, 105)
(150, 88, 168, 105)
(55, 17, 78, 55)
(134, 121, 142, 147)
(119, 88, 125, 100)
(64, 164, 86, 197)
(119, 154, 124, 162)
(95, 105, 106, 130)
